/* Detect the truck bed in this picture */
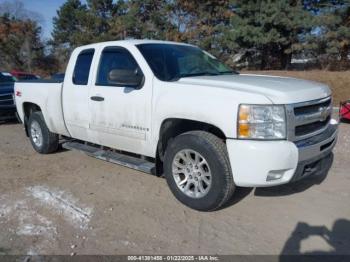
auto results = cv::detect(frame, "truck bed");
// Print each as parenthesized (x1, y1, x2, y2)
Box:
(14, 81, 70, 136)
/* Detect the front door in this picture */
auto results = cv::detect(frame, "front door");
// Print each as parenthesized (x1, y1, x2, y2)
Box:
(88, 46, 152, 156)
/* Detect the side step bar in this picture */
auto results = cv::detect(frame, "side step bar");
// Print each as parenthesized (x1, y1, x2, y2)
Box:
(62, 141, 155, 175)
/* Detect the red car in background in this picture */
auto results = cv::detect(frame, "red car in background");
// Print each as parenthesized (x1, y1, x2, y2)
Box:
(11, 70, 40, 80)
(339, 101, 350, 122)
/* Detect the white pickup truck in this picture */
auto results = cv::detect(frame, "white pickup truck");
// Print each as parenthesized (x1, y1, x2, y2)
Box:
(15, 40, 338, 211)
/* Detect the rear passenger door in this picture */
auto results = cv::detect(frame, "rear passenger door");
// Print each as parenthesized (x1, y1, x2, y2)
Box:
(62, 48, 96, 142)
(88, 46, 152, 155)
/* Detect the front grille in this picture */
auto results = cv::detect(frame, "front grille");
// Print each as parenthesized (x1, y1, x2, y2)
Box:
(0, 93, 14, 106)
(287, 97, 332, 141)
(295, 116, 330, 136)
(294, 99, 331, 116)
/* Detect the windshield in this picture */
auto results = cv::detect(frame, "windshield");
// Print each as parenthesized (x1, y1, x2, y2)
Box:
(137, 44, 237, 81)
(0, 73, 16, 83)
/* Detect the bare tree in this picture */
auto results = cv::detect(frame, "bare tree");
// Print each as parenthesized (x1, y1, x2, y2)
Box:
(0, 0, 44, 25)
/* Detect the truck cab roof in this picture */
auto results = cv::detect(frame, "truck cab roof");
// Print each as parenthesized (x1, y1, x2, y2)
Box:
(76, 39, 194, 50)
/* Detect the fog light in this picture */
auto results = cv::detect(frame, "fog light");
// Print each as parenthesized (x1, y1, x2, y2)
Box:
(266, 170, 285, 181)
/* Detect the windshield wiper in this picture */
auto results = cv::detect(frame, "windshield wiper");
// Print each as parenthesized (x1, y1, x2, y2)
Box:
(167, 71, 239, 82)
(180, 72, 221, 78)
(218, 70, 240, 75)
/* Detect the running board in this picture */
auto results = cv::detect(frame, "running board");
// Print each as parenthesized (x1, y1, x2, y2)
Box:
(62, 141, 155, 175)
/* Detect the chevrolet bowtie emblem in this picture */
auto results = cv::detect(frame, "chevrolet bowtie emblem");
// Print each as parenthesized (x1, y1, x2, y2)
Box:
(319, 106, 329, 121)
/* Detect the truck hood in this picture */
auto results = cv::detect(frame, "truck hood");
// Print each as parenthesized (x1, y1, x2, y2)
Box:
(178, 74, 331, 104)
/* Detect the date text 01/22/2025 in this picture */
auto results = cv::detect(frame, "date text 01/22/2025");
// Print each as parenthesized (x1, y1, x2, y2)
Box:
(127, 255, 220, 261)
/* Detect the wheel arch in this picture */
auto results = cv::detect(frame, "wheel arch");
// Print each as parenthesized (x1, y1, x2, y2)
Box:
(155, 118, 227, 175)
(22, 102, 42, 136)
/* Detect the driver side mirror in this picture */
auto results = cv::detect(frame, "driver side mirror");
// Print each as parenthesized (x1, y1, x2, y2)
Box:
(108, 69, 144, 89)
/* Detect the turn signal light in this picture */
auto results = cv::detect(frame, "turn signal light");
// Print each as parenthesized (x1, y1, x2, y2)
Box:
(238, 105, 250, 137)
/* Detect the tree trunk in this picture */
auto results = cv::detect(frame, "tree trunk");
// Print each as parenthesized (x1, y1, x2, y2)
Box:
(340, 45, 349, 61)
(260, 47, 268, 70)
(280, 48, 292, 70)
(340, 45, 349, 69)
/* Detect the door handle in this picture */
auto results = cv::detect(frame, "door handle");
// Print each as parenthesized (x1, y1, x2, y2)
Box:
(90, 96, 104, 102)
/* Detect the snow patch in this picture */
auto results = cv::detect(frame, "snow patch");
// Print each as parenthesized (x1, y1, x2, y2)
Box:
(27, 186, 92, 229)
(0, 199, 26, 218)
(17, 212, 57, 236)
(17, 224, 54, 236)
(0, 186, 93, 254)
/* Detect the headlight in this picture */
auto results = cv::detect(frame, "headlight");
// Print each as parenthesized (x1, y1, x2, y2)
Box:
(237, 104, 286, 140)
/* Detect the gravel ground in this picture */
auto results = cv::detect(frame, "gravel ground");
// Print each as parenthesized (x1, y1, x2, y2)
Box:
(0, 119, 349, 255)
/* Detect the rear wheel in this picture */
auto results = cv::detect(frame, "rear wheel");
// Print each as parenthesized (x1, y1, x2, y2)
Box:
(164, 131, 235, 211)
(28, 112, 59, 154)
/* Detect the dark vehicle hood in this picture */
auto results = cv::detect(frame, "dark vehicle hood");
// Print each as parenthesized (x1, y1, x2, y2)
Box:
(0, 82, 14, 94)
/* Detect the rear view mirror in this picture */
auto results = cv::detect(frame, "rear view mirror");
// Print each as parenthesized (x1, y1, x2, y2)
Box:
(108, 69, 144, 88)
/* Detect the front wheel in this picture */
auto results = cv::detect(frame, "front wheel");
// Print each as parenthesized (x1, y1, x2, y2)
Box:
(28, 112, 59, 154)
(164, 131, 235, 211)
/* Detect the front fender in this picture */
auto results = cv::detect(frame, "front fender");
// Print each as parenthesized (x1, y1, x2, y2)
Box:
(150, 79, 272, 154)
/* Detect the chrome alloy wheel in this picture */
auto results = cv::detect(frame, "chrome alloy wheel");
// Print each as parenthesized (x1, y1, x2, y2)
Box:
(172, 149, 212, 198)
(30, 120, 43, 148)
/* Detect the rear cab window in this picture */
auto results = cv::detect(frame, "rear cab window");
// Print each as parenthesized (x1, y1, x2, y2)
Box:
(73, 49, 95, 85)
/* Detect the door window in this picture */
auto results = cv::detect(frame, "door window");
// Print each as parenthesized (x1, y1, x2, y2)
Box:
(73, 49, 94, 85)
(96, 47, 142, 86)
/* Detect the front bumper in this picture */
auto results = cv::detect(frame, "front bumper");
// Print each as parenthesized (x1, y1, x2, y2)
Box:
(291, 123, 337, 182)
(226, 122, 338, 187)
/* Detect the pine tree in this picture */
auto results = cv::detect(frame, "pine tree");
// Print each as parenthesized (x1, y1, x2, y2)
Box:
(225, 0, 314, 69)
(85, 0, 114, 41)
(109, 0, 171, 40)
(167, 0, 233, 57)
(52, 0, 89, 49)
(311, 0, 350, 69)
(48, 0, 350, 70)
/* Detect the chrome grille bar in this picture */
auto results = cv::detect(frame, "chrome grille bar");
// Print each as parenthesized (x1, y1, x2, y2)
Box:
(286, 96, 332, 141)
(294, 106, 332, 126)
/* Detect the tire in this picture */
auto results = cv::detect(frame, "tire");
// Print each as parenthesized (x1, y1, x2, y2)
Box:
(164, 131, 235, 211)
(28, 111, 59, 154)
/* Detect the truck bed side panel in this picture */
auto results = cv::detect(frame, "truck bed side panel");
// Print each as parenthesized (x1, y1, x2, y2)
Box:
(15, 82, 70, 137)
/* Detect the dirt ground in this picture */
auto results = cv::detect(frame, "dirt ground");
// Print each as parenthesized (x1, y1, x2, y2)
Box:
(0, 119, 349, 256)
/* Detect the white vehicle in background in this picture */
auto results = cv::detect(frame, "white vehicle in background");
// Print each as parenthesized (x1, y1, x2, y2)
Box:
(15, 40, 338, 211)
